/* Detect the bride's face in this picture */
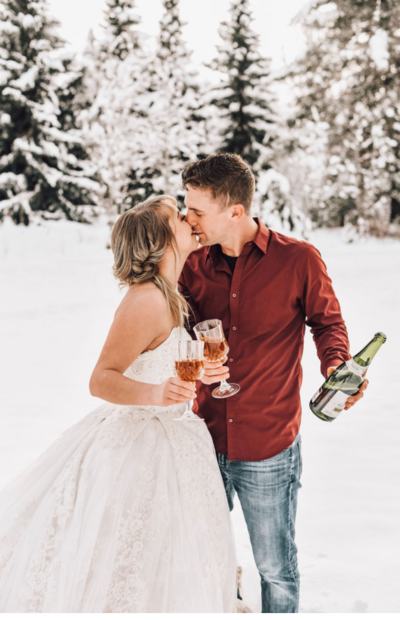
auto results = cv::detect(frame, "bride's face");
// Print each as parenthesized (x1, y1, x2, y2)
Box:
(167, 205, 198, 255)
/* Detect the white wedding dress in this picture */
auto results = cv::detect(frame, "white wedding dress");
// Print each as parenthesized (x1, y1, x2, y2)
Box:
(0, 327, 237, 612)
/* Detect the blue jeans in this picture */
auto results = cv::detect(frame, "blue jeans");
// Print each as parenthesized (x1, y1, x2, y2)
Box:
(217, 434, 302, 613)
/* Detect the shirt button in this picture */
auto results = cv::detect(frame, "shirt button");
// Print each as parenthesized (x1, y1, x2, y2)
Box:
(229, 358, 234, 362)
(229, 419, 233, 423)
(232, 293, 237, 298)
(232, 326, 237, 330)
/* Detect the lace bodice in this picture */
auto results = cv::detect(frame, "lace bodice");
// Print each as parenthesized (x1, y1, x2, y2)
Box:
(124, 326, 192, 385)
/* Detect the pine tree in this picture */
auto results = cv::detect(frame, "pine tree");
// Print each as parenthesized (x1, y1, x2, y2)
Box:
(0, 0, 99, 225)
(82, 0, 147, 218)
(158, 0, 188, 67)
(56, 56, 84, 133)
(125, 0, 205, 209)
(55, 52, 95, 169)
(100, 0, 142, 60)
(257, 168, 311, 239)
(271, 100, 330, 230)
(209, 0, 274, 169)
(290, 0, 400, 233)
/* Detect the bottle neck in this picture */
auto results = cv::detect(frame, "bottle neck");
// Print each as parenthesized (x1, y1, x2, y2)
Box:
(353, 334, 386, 367)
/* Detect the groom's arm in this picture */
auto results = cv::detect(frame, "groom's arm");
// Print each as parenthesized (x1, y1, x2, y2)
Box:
(302, 244, 350, 378)
(303, 244, 369, 409)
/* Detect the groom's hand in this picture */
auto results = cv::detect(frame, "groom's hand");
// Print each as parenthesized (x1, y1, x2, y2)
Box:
(327, 366, 369, 410)
(201, 356, 230, 385)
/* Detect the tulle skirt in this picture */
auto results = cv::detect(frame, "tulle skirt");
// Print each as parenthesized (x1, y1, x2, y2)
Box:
(0, 403, 237, 612)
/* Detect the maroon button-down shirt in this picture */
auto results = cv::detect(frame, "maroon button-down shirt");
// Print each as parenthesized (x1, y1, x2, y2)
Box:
(178, 218, 350, 462)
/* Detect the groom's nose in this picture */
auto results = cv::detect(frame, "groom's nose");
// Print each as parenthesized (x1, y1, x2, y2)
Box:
(185, 210, 195, 227)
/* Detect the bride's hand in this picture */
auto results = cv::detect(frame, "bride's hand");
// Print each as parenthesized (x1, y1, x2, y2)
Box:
(157, 377, 197, 407)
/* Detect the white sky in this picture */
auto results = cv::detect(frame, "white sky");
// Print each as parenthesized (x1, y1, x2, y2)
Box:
(47, 0, 307, 71)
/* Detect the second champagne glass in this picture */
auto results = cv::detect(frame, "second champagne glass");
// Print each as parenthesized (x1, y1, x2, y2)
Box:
(193, 319, 240, 399)
(174, 340, 205, 421)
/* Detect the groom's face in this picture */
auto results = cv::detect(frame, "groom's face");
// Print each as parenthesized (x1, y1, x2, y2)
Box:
(184, 185, 232, 247)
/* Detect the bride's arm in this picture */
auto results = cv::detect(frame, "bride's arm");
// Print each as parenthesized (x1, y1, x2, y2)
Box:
(89, 288, 195, 407)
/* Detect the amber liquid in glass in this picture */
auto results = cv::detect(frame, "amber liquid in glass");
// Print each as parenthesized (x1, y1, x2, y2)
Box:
(199, 337, 229, 362)
(175, 360, 204, 382)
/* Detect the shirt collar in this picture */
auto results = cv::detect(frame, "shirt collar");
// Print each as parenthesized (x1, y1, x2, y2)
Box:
(205, 217, 269, 265)
(252, 217, 269, 253)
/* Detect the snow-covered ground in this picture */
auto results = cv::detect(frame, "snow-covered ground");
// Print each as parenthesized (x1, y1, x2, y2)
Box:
(0, 219, 399, 613)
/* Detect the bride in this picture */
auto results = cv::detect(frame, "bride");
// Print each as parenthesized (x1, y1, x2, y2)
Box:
(0, 195, 238, 612)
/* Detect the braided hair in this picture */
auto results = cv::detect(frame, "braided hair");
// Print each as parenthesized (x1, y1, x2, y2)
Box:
(111, 195, 189, 327)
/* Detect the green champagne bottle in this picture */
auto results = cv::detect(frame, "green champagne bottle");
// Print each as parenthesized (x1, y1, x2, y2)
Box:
(310, 332, 387, 422)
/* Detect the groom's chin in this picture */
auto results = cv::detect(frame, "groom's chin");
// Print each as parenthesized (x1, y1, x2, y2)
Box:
(196, 236, 209, 247)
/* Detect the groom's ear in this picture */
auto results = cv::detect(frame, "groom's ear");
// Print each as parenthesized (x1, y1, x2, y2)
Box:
(230, 204, 245, 220)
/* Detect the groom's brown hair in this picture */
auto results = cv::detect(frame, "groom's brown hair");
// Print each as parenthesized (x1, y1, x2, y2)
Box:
(182, 153, 255, 214)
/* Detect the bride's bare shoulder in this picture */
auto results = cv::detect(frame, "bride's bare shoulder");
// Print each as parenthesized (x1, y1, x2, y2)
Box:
(115, 282, 167, 320)
(111, 284, 171, 351)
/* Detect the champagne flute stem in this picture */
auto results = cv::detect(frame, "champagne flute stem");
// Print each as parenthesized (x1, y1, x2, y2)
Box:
(185, 399, 192, 416)
(219, 380, 231, 393)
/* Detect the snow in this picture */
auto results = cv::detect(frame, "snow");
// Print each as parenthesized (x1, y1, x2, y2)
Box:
(19, 13, 38, 29)
(0, 69, 10, 85)
(0, 19, 18, 35)
(0, 220, 399, 613)
(294, 0, 337, 27)
(0, 171, 26, 192)
(10, 65, 38, 90)
(368, 29, 390, 72)
(257, 167, 290, 195)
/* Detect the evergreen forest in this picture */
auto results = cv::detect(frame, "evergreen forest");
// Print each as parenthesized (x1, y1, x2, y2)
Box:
(1, 0, 400, 238)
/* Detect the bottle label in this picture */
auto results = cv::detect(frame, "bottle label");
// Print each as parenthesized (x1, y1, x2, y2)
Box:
(321, 390, 348, 418)
(346, 358, 368, 378)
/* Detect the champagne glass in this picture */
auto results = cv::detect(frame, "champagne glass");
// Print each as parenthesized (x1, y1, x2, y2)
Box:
(174, 340, 205, 421)
(193, 319, 240, 399)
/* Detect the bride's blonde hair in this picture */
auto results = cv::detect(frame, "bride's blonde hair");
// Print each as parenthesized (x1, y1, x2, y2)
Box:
(111, 195, 190, 328)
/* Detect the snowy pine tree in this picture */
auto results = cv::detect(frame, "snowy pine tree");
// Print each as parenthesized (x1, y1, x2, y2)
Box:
(290, 0, 400, 233)
(81, 0, 147, 218)
(257, 168, 311, 239)
(0, 0, 99, 225)
(158, 0, 187, 66)
(55, 52, 97, 172)
(100, 0, 142, 60)
(208, 0, 275, 169)
(125, 0, 205, 209)
(270, 94, 330, 232)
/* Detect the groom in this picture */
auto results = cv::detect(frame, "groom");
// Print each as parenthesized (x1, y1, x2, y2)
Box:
(178, 153, 368, 613)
